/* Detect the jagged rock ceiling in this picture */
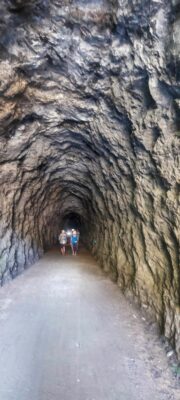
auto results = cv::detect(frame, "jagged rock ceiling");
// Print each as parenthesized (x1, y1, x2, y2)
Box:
(0, 0, 179, 357)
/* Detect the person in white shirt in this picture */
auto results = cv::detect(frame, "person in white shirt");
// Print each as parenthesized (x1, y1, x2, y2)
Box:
(59, 230, 67, 255)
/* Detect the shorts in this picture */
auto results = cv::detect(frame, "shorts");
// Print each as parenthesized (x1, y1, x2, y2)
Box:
(60, 243, 66, 248)
(72, 243, 78, 252)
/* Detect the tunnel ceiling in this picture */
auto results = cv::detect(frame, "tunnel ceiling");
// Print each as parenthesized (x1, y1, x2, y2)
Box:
(0, 1, 180, 357)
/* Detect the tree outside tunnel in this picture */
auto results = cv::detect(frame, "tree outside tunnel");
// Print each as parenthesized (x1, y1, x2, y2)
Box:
(0, 0, 179, 360)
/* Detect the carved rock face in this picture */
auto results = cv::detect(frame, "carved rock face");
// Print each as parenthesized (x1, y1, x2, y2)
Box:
(0, 0, 179, 357)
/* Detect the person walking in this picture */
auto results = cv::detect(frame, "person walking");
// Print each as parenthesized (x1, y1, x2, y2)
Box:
(70, 230, 79, 256)
(59, 230, 67, 255)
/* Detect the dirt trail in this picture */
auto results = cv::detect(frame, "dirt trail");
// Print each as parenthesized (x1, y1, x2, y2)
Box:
(0, 248, 179, 400)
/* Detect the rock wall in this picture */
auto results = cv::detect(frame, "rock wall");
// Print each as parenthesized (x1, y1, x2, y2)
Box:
(0, 0, 179, 357)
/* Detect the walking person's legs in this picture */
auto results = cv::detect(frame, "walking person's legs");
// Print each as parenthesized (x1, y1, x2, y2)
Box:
(60, 245, 63, 255)
(73, 245, 75, 256)
(72, 244, 77, 256)
(74, 244, 77, 256)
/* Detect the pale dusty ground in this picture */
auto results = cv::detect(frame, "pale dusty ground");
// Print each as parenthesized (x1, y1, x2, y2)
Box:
(0, 248, 179, 400)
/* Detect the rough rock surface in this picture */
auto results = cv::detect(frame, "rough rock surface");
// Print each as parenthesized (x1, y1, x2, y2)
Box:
(0, 1, 179, 357)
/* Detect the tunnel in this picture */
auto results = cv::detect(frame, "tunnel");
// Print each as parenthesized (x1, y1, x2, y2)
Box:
(0, 0, 179, 363)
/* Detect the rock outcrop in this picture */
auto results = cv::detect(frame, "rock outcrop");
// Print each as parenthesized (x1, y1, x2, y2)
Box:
(0, 0, 179, 357)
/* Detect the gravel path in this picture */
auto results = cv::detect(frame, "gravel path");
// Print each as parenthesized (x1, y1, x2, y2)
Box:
(0, 248, 179, 400)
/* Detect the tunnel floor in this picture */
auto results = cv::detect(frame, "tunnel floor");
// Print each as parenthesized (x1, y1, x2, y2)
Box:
(0, 248, 179, 400)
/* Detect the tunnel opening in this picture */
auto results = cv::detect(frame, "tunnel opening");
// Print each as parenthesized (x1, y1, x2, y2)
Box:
(62, 213, 82, 232)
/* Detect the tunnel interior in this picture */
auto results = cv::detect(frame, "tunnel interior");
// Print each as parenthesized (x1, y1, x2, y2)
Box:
(62, 213, 82, 232)
(0, 0, 179, 358)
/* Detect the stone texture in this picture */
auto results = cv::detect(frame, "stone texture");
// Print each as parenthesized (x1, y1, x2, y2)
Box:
(0, 0, 179, 357)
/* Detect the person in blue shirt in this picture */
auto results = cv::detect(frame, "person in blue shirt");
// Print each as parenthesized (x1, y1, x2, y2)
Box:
(70, 230, 79, 256)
